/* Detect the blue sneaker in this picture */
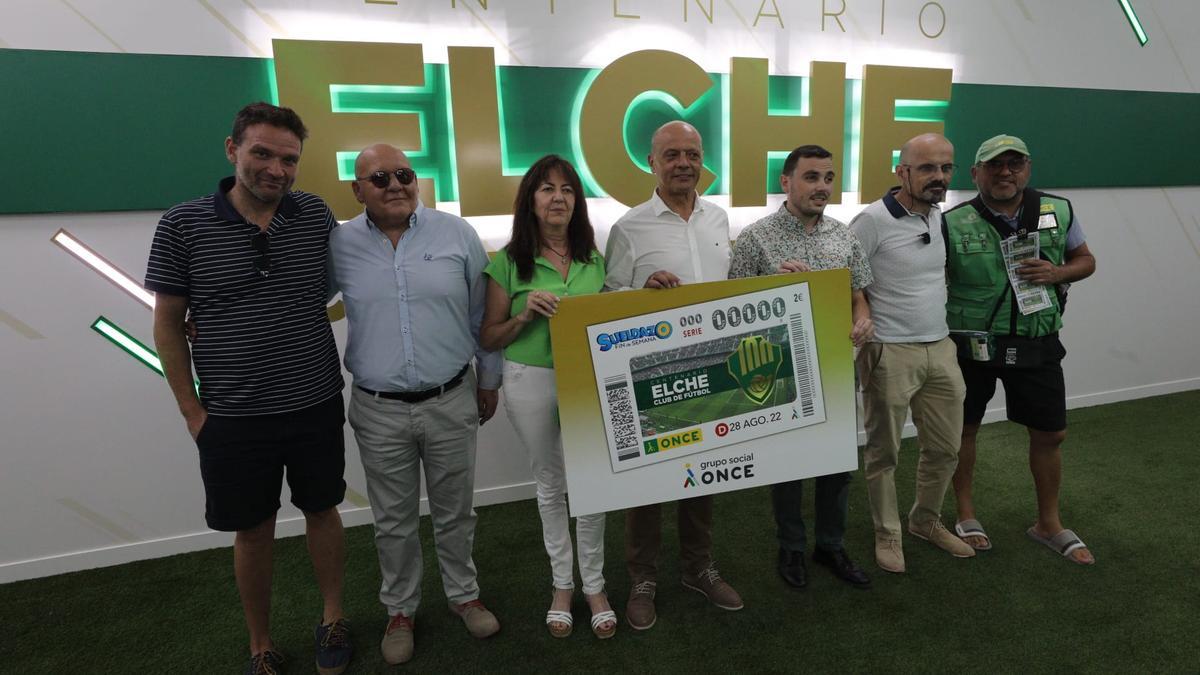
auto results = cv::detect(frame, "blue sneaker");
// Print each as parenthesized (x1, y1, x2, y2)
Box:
(245, 648, 284, 675)
(315, 618, 353, 675)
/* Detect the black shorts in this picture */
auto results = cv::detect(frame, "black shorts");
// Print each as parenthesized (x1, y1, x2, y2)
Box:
(960, 356, 1066, 433)
(195, 392, 346, 531)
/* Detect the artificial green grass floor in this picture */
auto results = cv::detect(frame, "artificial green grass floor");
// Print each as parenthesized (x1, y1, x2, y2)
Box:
(3, 391, 1198, 673)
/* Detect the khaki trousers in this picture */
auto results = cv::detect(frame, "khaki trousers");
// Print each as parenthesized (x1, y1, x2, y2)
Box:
(856, 338, 965, 539)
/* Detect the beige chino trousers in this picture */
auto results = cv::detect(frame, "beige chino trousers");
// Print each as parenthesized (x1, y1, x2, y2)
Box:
(857, 338, 965, 540)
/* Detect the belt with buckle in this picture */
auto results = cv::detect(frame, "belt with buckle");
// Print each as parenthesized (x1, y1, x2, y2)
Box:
(358, 364, 470, 404)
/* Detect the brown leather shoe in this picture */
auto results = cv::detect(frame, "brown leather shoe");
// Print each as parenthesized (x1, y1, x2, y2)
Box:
(380, 613, 414, 665)
(626, 580, 657, 630)
(450, 599, 500, 639)
(681, 562, 743, 610)
(909, 520, 976, 558)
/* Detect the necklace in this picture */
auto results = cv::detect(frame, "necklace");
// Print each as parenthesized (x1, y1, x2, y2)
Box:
(542, 241, 570, 264)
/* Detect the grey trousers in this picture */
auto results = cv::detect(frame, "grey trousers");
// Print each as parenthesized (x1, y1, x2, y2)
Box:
(348, 372, 481, 617)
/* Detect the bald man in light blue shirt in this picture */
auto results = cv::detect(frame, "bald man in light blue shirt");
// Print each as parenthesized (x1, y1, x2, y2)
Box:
(329, 144, 502, 665)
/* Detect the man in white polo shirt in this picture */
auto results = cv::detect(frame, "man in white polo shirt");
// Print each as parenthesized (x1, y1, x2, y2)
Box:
(849, 133, 975, 573)
(604, 120, 742, 630)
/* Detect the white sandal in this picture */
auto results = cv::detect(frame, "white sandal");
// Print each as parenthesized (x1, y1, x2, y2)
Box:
(546, 610, 573, 638)
(590, 610, 617, 639)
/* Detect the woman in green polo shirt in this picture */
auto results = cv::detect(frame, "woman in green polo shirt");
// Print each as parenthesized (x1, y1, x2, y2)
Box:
(481, 154, 614, 639)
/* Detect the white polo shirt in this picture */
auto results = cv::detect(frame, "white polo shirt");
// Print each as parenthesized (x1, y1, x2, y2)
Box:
(850, 189, 949, 343)
(604, 190, 732, 289)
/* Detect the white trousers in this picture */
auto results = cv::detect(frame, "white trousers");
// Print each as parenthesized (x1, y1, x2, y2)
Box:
(503, 361, 607, 594)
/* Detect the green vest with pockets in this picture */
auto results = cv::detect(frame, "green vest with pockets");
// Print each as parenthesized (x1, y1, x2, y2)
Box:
(944, 189, 1072, 337)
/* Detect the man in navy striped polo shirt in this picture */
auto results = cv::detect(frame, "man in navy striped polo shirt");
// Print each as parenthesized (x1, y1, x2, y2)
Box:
(146, 102, 352, 675)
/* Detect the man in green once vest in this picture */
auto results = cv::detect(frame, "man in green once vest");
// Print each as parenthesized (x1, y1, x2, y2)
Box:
(942, 134, 1096, 565)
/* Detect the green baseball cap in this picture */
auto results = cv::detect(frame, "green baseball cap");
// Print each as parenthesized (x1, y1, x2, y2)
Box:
(975, 134, 1030, 163)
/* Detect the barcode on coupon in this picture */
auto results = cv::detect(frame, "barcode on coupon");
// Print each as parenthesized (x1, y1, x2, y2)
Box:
(788, 314, 816, 417)
(604, 376, 640, 461)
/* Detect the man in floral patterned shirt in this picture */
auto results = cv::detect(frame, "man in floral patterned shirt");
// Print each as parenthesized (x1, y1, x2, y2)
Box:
(728, 144, 874, 592)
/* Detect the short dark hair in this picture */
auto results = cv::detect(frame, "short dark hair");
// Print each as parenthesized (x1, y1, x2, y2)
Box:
(781, 144, 833, 176)
(230, 102, 308, 145)
(507, 155, 596, 282)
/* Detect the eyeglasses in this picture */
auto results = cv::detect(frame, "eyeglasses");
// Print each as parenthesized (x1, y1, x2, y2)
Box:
(356, 168, 416, 189)
(901, 163, 957, 176)
(250, 231, 271, 278)
(980, 157, 1029, 173)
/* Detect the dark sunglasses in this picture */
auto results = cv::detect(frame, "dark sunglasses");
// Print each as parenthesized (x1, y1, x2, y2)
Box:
(356, 168, 416, 189)
(250, 231, 271, 278)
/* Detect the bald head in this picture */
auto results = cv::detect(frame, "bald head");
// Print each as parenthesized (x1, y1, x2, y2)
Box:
(649, 121, 704, 199)
(650, 121, 702, 157)
(352, 143, 419, 226)
(898, 133, 953, 166)
(355, 143, 411, 177)
(895, 133, 955, 211)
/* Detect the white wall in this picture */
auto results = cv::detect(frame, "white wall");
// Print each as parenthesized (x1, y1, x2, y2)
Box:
(2, 0, 1198, 582)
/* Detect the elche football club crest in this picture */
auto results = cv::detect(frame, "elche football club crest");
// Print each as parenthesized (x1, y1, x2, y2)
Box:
(726, 335, 783, 405)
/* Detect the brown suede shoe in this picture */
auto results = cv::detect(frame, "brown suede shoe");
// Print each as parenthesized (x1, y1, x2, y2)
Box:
(380, 613, 414, 665)
(909, 520, 976, 558)
(626, 580, 657, 630)
(681, 562, 743, 611)
(450, 599, 500, 639)
(875, 537, 906, 573)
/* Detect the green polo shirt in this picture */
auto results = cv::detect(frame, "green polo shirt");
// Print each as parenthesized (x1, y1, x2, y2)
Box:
(484, 247, 605, 367)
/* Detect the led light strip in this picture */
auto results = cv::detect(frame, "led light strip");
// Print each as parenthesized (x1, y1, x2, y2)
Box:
(52, 229, 155, 308)
(91, 316, 163, 375)
(1118, 0, 1148, 46)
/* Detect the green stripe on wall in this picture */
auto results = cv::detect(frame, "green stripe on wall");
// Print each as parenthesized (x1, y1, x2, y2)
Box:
(1, 48, 1197, 215)
(1, 49, 274, 214)
(943, 83, 1199, 190)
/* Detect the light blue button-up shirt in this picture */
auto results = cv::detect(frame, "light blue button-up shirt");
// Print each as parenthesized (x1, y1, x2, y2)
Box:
(329, 203, 501, 392)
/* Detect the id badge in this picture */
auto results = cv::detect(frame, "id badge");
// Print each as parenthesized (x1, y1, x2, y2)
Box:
(951, 330, 993, 362)
(969, 333, 992, 361)
(1037, 212, 1058, 231)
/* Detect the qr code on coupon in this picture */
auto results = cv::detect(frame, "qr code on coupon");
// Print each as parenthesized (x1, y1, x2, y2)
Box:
(605, 379, 639, 458)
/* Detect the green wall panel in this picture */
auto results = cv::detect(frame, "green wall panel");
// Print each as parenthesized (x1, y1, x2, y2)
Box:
(2, 48, 1197, 215)
(0, 49, 273, 214)
(943, 83, 1200, 191)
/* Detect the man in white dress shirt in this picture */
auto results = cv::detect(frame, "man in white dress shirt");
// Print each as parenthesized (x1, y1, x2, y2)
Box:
(604, 121, 742, 631)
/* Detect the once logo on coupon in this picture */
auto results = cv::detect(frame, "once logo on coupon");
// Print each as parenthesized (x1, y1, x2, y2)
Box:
(688, 453, 756, 487)
(644, 427, 703, 455)
(596, 320, 673, 352)
(726, 335, 783, 404)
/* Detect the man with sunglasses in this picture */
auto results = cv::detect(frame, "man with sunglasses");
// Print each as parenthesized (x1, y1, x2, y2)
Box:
(328, 143, 502, 665)
(943, 135, 1097, 565)
(849, 133, 975, 574)
(146, 102, 352, 675)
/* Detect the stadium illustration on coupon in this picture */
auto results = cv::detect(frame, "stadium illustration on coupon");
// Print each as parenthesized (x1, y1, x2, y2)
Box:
(588, 284, 827, 473)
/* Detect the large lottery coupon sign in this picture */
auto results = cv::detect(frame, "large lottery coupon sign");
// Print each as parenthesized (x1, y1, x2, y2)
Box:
(590, 284, 825, 472)
(550, 271, 860, 516)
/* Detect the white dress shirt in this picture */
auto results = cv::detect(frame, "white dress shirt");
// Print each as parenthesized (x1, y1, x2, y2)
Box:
(604, 190, 732, 289)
